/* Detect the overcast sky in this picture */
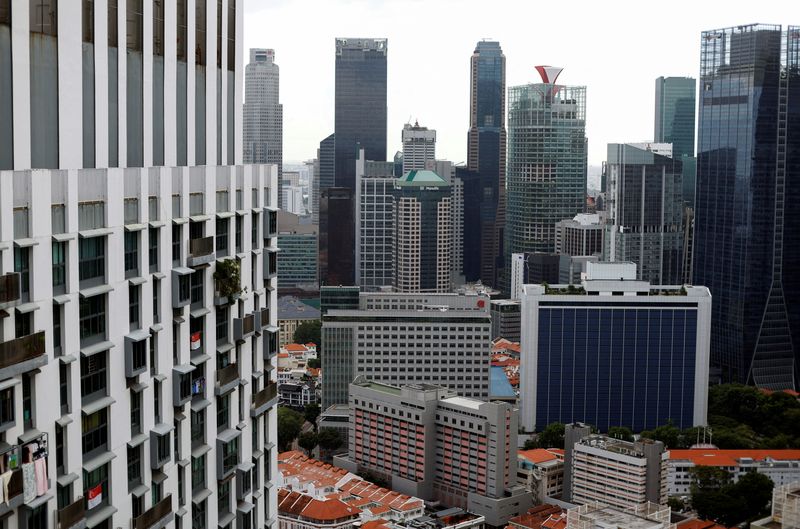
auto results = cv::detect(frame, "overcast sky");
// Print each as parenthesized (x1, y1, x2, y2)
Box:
(243, 0, 789, 167)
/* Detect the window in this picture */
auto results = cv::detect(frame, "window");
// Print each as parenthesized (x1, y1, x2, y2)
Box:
(216, 307, 228, 343)
(195, 0, 205, 66)
(153, 0, 164, 55)
(55, 424, 65, 475)
(152, 480, 163, 504)
(235, 215, 242, 253)
(22, 373, 33, 429)
(221, 436, 238, 475)
(251, 213, 259, 248)
(79, 294, 106, 343)
(190, 271, 204, 305)
(57, 483, 72, 510)
(127, 445, 142, 487)
(148, 227, 159, 270)
(30, 0, 57, 35)
(177, 0, 187, 61)
(155, 431, 170, 465)
(129, 285, 140, 329)
(79, 236, 105, 284)
(153, 279, 161, 323)
(107, 0, 117, 46)
(131, 390, 142, 435)
(124, 231, 139, 276)
(130, 340, 146, 375)
(216, 218, 229, 256)
(81, 409, 108, 456)
(191, 455, 206, 491)
(59, 363, 69, 414)
(192, 499, 207, 529)
(172, 224, 181, 262)
(149, 331, 158, 375)
(216, 394, 230, 430)
(80, 353, 107, 402)
(53, 304, 62, 354)
(0, 388, 14, 430)
(83, 464, 109, 511)
(218, 479, 231, 514)
(154, 380, 162, 424)
(52, 241, 67, 290)
(14, 247, 30, 302)
(132, 495, 144, 519)
(126, 0, 143, 51)
(15, 312, 31, 338)
(178, 464, 185, 506)
(191, 410, 205, 446)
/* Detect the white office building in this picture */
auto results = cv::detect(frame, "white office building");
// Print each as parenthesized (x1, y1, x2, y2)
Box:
(401, 122, 436, 173)
(0, 2, 279, 528)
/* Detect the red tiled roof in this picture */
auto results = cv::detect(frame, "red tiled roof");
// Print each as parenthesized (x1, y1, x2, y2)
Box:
(677, 520, 730, 529)
(508, 505, 566, 529)
(362, 520, 391, 529)
(669, 448, 800, 467)
(278, 489, 360, 521)
(518, 449, 563, 464)
(285, 343, 308, 351)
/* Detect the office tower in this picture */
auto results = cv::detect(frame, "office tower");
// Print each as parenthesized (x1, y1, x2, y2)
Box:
(490, 299, 521, 341)
(467, 40, 507, 287)
(282, 185, 305, 215)
(555, 214, 603, 257)
(520, 262, 711, 432)
(393, 151, 404, 177)
(334, 38, 388, 190)
(394, 170, 453, 293)
(277, 211, 318, 294)
(313, 133, 335, 226)
(604, 143, 684, 285)
(506, 67, 588, 269)
(339, 379, 531, 527)
(563, 426, 668, 509)
(693, 24, 800, 388)
(0, 2, 279, 527)
(654, 77, 696, 159)
(402, 122, 436, 172)
(319, 187, 355, 286)
(355, 152, 396, 290)
(244, 48, 284, 206)
(321, 292, 492, 408)
(319, 286, 361, 315)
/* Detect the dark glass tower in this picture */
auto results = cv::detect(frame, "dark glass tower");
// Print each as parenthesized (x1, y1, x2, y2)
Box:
(467, 41, 506, 288)
(334, 38, 388, 190)
(693, 24, 800, 389)
(654, 77, 696, 159)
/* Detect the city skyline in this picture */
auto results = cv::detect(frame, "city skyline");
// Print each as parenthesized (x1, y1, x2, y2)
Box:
(243, 0, 789, 169)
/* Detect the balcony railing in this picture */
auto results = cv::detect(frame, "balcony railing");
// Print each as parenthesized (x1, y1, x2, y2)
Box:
(187, 236, 215, 267)
(58, 497, 86, 529)
(0, 272, 21, 306)
(133, 494, 173, 529)
(215, 363, 239, 395)
(234, 314, 255, 342)
(0, 331, 46, 371)
(251, 382, 278, 417)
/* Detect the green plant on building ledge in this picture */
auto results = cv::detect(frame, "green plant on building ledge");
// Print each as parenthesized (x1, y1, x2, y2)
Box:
(214, 258, 242, 303)
(543, 283, 586, 295)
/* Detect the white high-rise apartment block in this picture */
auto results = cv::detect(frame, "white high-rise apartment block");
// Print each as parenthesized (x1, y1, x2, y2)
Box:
(244, 48, 284, 207)
(401, 122, 436, 173)
(0, 2, 279, 528)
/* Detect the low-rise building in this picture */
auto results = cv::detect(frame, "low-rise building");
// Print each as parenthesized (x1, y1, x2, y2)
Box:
(491, 299, 521, 341)
(278, 489, 361, 529)
(517, 449, 565, 501)
(752, 482, 800, 529)
(668, 449, 800, 496)
(279, 380, 320, 408)
(279, 296, 321, 346)
(508, 505, 567, 529)
(565, 503, 674, 529)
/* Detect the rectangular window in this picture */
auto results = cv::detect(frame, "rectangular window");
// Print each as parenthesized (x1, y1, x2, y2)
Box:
(153, 278, 161, 323)
(14, 247, 30, 302)
(81, 408, 109, 456)
(221, 436, 238, 475)
(191, 410, 205, 446)
(53, 303, 63, 354)
(191, 455, 205, 491)
(149, 227, 159, 270)
(131, 390, 142, 435)
(172, 224, 181, 262)
(127, 444, 142, 487)
(129, 285, 140, 329)
(57, 483, 72, 510)
(216, 218, 229, 256)
(216, 394, 229, 430)
(154, 380, 162, 423)
(30, 0, 57, 35)
(59, 363, 69, 414)
(216, 307, 228, 343)
(251, 213, 259, 248)
(52, 204, 66, 234)
(218, 479, 230, 514)
(80, 353, 107, 402)
(52, 241, 67, 289)
(177, 464, 185, 506)
(153, 0, 164, 56)
(156, 431, 170, 463)
(195, 0, 206, 66)
(126, 0, 143, 51)
(0, 387, 14, 430)
(124, 198, 140, 225)
(108, 0, 118, 46)
(190, 271, 204, 305)
(56, 424, 65, 474)
(235, 215, 242, 253)
(124, 231, 139, 276)
(79, 236, 105, 284)
(177, 0, 187, 61)
(79, 294, 106, 343)
(192, 499, 207, 529)
(83, 464, 109, 512)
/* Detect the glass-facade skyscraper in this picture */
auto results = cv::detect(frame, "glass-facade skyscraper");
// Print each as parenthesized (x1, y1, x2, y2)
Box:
(654, 76, 696, 158)
(693, 24, 800, 389)
(467, 41, 506, 288)
(506, 70, 587, 266)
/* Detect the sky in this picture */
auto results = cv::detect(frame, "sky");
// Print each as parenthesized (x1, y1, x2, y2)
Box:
(243, 0, 790, 167)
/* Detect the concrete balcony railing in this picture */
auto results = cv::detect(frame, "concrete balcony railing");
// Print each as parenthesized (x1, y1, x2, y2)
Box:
(0, 331, 48, 379)
(233, 314, 255, 342)
(132, 494, 173, 529)
(251, 382, 278, 417)
(0, 272, 21, 308)
(187, 236, 215, 267)
(57, 497, 86, 529)
(215, 363, 239, 396)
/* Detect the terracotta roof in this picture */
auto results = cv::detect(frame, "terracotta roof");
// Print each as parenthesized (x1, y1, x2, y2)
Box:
(285, 343, 308, 352)
(278, 353, 290, 358)
(518, 449, 563, 464)
(669, 448, 800, 467)
(362, 520, 392, 529)
(677, 520, 730, 529)
(508, 505, 566, 529)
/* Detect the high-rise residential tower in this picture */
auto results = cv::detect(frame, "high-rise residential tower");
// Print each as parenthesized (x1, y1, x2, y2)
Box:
(0, 2, 279, 528)
(244, 48, 284, 205)
(693, 24, 800, 389)
(604, 142, 684, 285)
(334, 38, 388, 190)
(467, 41, 506, 288)
(505, 67, 587, 269)
(401, 122, 436, 172)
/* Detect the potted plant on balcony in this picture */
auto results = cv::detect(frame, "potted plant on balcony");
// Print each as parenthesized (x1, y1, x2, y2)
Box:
(213, 259, 242, 305)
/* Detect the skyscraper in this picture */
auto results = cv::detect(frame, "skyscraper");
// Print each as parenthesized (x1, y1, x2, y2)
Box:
(244, 48, 284, 204)
(334, 38, 388, 190)
(505, 67, 587, 266)
(467, 41, 506, 287)
(604, 142, 684, 285)
(314, 133, 335, 226)
(654, 76, 696, 159)
(693, 24, 800, 389)
(355, 151, 396, 290)
(401, 122, 436, 172)
(0, 2, 279, 527)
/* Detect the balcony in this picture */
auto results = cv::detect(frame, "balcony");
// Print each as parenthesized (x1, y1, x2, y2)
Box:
(256, 308, 270, 330)
(264, 209, 278, 238)
(0, 331, 48, 380)
(58, 497, 86, 529)
(250, 382, 278, 417)
(132, 494, 173, 529)
(187, 236, 215, 267)
(0, 272, 21, 309)
(233, 314, 255, 342)
(263, 332, 278, 360)
(215, 363, 239, 396)
(4, 469, 22, 509)
(263, 249, 278, 279)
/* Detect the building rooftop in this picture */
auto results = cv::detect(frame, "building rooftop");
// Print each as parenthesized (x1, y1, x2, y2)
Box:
(569, 504, 669, 529)
(396, 169, 448, 187)
(518, 448, 563, 465)
(278, 489, 360, 521)
(676, 520, 730, 529)
(439, 395, 483, 411)
(570, 213, 601, 226)
(669, 448, 800, 467)
(278, 296, 321, 320)
(509, 505, 566, 529)
(490, 365, 517, 398)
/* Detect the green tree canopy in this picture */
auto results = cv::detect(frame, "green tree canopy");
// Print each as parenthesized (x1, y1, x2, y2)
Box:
(537, 423, 566, 449)
(277, 407, 304, 451)
(304, 403, 321, 429)
(690, 468, 773, 526)
(293, 320, 321, 348)
(298, 431, 318, 456)
(317, 428, 344, 451)
(607, 426, 634, 442)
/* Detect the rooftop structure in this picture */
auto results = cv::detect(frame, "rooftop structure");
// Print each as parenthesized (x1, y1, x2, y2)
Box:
(566, 503, 674, 529)
(751, 482, 800, 529)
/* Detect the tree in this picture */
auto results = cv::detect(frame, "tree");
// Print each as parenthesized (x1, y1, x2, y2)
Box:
(537, 423, 565, 449)
(607, 426, 634, 442)
(522, 438, 538, 450)
(690, 468, 773, 527)
(298, 432, 318, 456)
(304, 403, 321, 430)
(640, 422, 681, 448)
(317, 428, 344, 452)
(667, 497, 685, 512)
(293, 320, 321, 348)
(307, 358, 321, 369)
(277, 407, 304, 451)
